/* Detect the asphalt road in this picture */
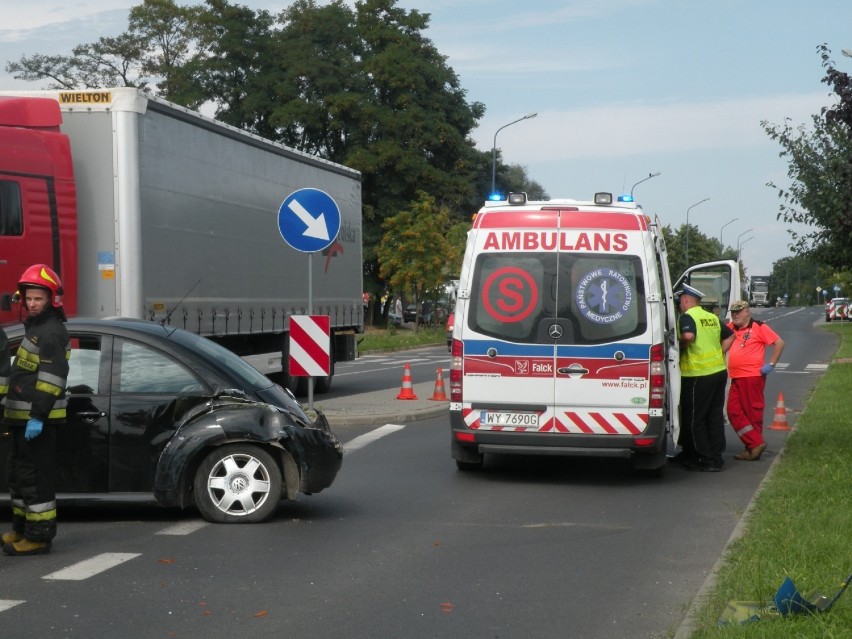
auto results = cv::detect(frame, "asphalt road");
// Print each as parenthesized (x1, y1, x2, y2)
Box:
(0, 306, 837, 638)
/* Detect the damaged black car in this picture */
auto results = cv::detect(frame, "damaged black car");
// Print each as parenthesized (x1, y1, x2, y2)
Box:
(0, 318, 342, 523)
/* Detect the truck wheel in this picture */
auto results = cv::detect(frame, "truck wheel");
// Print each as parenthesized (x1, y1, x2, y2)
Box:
(314, 374, 333, 393)
(193, 445, 283, 523)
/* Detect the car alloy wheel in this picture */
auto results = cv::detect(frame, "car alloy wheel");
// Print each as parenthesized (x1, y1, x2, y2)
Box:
(194, 444, 283, 523)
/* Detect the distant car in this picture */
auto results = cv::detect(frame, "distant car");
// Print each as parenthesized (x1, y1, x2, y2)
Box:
(0, 318, 342, 523)
(403, 304, 419, 323)
(446, 312, 455, 352)
(387, 310, 403, 326)
(826, 297, 849, 322)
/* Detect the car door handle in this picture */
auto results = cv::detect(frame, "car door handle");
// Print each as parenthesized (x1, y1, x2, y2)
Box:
(77, 411, 106, 423)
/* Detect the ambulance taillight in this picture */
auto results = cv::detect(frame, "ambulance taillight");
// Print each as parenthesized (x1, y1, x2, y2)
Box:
(450, 338, 463, 402)
(649, 343, 666, 408)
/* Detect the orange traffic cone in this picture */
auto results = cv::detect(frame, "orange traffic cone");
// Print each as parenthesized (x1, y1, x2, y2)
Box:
(430, 368, 448, 401)
(396, 363, 418, 400)
(769, 392, 791, 430)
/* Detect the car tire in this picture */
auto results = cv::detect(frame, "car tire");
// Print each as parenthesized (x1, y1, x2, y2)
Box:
(193, 445, 283, 523)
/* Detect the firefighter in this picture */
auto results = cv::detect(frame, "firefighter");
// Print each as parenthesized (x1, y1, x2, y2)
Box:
(2, 264, 70, 556)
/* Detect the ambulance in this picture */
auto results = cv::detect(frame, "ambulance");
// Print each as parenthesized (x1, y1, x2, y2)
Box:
(449, 192, 737, 475)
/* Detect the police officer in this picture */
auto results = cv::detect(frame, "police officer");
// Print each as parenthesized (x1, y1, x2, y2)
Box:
(676, 285, 735, 472)
(2, 265, 70, 556)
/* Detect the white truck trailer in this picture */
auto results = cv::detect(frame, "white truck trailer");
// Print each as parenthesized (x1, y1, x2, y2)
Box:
(0, 87, 363, 393)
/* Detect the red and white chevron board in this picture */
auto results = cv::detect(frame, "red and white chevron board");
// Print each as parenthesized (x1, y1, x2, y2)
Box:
(289, 315, 330, 376)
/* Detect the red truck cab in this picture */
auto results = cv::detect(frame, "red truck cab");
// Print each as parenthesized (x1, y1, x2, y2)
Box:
(0, 96, 78, 319)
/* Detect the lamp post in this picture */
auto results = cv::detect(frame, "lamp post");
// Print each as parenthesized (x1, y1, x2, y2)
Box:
(736, 229, 753, 254)
(491, 112, 537, 195)
(685, 197, 710, 264)
(719, 217, 738, 256)
(629, 171, 661, 199)
(738, 236, 753, 264)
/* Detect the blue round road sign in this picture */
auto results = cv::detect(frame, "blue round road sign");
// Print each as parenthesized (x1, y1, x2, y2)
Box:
(277, 188, 341, 253)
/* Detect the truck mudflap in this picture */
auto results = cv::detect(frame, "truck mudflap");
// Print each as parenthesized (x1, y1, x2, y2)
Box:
(153, 396, 342, 508)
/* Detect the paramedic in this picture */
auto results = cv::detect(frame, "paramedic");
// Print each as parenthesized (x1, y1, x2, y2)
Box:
(2, 265, 70, 556)
(676, 284, 735, 472)
(725, 299, 784, 461)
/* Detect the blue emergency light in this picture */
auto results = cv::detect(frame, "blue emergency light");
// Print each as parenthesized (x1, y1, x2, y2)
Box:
(618, 194, 634, 202)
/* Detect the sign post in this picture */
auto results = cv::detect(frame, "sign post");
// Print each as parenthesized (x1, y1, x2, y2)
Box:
(277, 188, 342, 409)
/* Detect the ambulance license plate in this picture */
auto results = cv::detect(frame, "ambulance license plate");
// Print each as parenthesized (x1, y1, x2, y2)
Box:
(480, 411, 539, 428)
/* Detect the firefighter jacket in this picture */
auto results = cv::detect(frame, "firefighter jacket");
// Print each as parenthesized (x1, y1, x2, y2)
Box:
(3, 311, 70, 425)
(0, 327, 9, 399)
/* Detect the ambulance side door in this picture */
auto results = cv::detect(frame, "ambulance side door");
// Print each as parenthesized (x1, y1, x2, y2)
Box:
(653, 224, 681, 443)
(673, 260, 740, 321)
(671, 261, 738, 444)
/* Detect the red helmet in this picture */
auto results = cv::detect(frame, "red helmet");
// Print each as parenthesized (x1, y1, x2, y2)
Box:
(18, 264, 64, 307)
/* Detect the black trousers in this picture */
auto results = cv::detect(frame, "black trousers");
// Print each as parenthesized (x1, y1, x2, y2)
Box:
(679, 370, 728, 465)
(6, 425, 58, 542)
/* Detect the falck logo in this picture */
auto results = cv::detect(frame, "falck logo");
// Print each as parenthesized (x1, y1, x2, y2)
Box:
(515, 360, 529, 374)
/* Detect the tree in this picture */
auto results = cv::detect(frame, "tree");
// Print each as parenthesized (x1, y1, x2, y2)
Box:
(761, 44, 852, 270)
(376, 192, 467, 329)
(502, 164, 549, 200)
(6, 35, 148, 90)
(4, 0, 490, 299)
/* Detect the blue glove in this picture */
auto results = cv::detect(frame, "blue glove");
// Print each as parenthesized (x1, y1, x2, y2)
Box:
(24, 418, 43, 441)
(760, 363, 774, 375)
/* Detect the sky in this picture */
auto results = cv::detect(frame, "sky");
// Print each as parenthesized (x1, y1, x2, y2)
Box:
(1, 0, 851, 278)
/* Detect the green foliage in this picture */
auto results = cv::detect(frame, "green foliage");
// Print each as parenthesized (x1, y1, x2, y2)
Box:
(661, 223, 738, 281)
(770, 256, 852, 306)
(358, 324, 444, 352)
(761, 45, 852, 271)
(376, 192, 465, 324)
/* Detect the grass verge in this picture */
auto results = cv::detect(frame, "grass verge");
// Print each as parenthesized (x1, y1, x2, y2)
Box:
(358, 324, 446, 353)
(685, 321, 852, 637)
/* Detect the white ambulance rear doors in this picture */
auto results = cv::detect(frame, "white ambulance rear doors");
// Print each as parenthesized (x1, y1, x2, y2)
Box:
(459, 206, 655, 439)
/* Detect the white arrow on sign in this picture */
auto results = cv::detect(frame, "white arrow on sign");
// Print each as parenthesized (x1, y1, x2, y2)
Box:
(288, 198, 329, 241)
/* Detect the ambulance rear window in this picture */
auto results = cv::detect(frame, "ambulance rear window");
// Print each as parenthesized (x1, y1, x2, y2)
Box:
(468, 253, 646, 345)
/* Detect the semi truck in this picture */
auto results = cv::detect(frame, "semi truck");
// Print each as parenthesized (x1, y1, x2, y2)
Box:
(749, 275, 771, 307)
(0, 87, 363, 393)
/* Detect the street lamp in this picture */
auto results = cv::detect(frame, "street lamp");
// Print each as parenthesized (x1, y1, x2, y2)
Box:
(491, 112, 537, 196)
(736, 228, 753, 253)
(719, 217, 738, 256)
(685, 197, 710, 265)
(738, 236, 753, 264)
(629, 171, 661, 199)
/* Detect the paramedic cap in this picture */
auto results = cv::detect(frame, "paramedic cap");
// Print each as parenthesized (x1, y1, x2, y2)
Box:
(730, 300, 750, 312)
(675, 284, 704, 300)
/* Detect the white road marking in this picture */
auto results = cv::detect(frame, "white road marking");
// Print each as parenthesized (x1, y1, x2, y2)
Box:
(805, 363, 829, 370)
(156, 521, 209, 536)
(0, 600, 24, 612)
(42, 552, 140, 581)
(344, 424, 405, 453)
